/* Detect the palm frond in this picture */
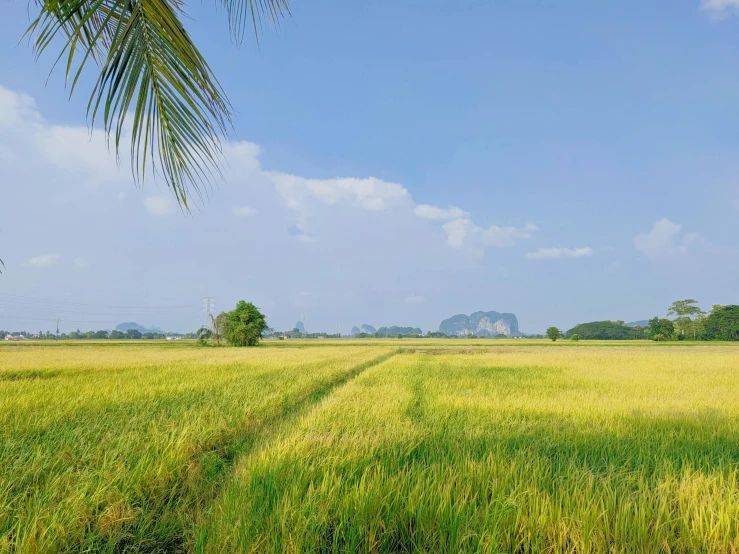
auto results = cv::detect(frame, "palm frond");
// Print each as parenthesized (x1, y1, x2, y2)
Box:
(219, 0, 290, 45)
(27, 0, 233, 208)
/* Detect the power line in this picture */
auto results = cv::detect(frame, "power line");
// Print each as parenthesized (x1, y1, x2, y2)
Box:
(0, 302, 198, 317)
(0, 292, 195, 310)
(0, 314, 121, 324)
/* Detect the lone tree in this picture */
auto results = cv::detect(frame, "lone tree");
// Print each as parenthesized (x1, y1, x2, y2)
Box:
(667, 299, 704, 337)
(223, 301, 267, 347)
(546, 327, 563, 342)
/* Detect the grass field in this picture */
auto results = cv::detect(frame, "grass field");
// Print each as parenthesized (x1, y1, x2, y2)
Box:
(2, 340, 739, 553)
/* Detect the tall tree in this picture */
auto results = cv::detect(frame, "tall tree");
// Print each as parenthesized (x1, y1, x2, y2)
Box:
(223, 301, 267, 347)
(667, 299, 704, 337)
(211, 312, 226, 346)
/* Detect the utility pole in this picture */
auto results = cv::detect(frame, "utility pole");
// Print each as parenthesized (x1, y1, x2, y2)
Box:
(56, 319, 60, 340)
(203, 297, 215, 330)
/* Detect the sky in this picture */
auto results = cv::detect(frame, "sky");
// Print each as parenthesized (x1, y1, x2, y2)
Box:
(1, 0, 739, 334)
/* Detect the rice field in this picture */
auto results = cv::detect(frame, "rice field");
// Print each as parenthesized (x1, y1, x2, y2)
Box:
(2, 341, 739, 553)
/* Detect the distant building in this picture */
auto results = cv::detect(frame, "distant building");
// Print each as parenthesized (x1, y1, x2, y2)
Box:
(5, 335, 25, 341)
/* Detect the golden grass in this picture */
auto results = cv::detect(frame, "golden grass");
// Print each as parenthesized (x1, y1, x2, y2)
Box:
(3, 341, 739, 553)
(0, 342, 394, 552)
(203, 345, 739, 553)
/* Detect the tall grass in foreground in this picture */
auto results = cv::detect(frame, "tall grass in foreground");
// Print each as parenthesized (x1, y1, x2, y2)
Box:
(204, 346, 739, 553)
(0, 344, 393, 552)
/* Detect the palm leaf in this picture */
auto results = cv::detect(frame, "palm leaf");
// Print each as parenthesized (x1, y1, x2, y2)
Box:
(27, 0, 233, 208)
(218, 0, 290, 45)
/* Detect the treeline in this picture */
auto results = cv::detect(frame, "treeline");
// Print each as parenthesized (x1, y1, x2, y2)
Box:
(352, 330, 541, 339)
(269, 330, 341, 339)
(564, 302, 739, 341)
(565, 321, 644, 340)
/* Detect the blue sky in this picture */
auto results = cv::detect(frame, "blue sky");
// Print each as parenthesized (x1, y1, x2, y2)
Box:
(1, 0, 739, 334)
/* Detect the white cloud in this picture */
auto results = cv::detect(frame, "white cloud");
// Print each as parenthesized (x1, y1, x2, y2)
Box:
(702, 0, 739, 16)
(74, 258, 90, 269)
(232, 205, 257, 217)
(0, 84, 537, 261)
(634, 218, 701, 260)
(0, 86, 126, 187)
(442, 219, 538, 255)
(270, 174, 410, 212)
(25, 254, 60, 268)
(144, 195, 174, 216)
(525, 247, 593, 260)
(403, 295, 426, 304)
(0, 87, 43, 129)
(414, 204, 470, 221)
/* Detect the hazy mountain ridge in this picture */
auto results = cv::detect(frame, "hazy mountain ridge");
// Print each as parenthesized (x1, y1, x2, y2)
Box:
(351, 324, 377, 335)
(115, 322, 162, 333)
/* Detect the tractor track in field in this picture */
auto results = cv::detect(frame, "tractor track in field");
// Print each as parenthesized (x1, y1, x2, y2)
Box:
(102, 348, 402, 554)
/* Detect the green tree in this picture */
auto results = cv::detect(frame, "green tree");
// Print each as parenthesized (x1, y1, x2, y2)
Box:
(564, 321, 638, 340)
(125, 329, 142, 339)
(546, 327, 563, 342)
(93, 330, 109, 339)
(667, 299, 704, 337)
(24, 0, 287, 211)
(648, 317, 675, 341)
(196, 326, 213, 346)
(703, 305, 739, 341)
(223, 301, 268, 347)
(110, 330, 125, 339)
(570, 334, 580, 342)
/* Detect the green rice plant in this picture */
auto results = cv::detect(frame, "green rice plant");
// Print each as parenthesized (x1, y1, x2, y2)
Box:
(0, 343, 394, 552)
(203, 345, 739, 553)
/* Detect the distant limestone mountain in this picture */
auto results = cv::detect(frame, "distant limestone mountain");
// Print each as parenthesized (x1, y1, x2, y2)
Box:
(295, 321, 306, 334)
(351, 324, 376, 335)
(439, 311, 520, 337)
(115, 322, 162, 333)
(627, 320, 650, 328)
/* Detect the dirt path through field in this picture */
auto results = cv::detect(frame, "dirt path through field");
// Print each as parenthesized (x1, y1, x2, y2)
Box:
(136, 349, 402, 553)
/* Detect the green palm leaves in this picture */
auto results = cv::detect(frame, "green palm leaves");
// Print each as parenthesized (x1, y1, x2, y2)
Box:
(26, 0, 287, 209)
